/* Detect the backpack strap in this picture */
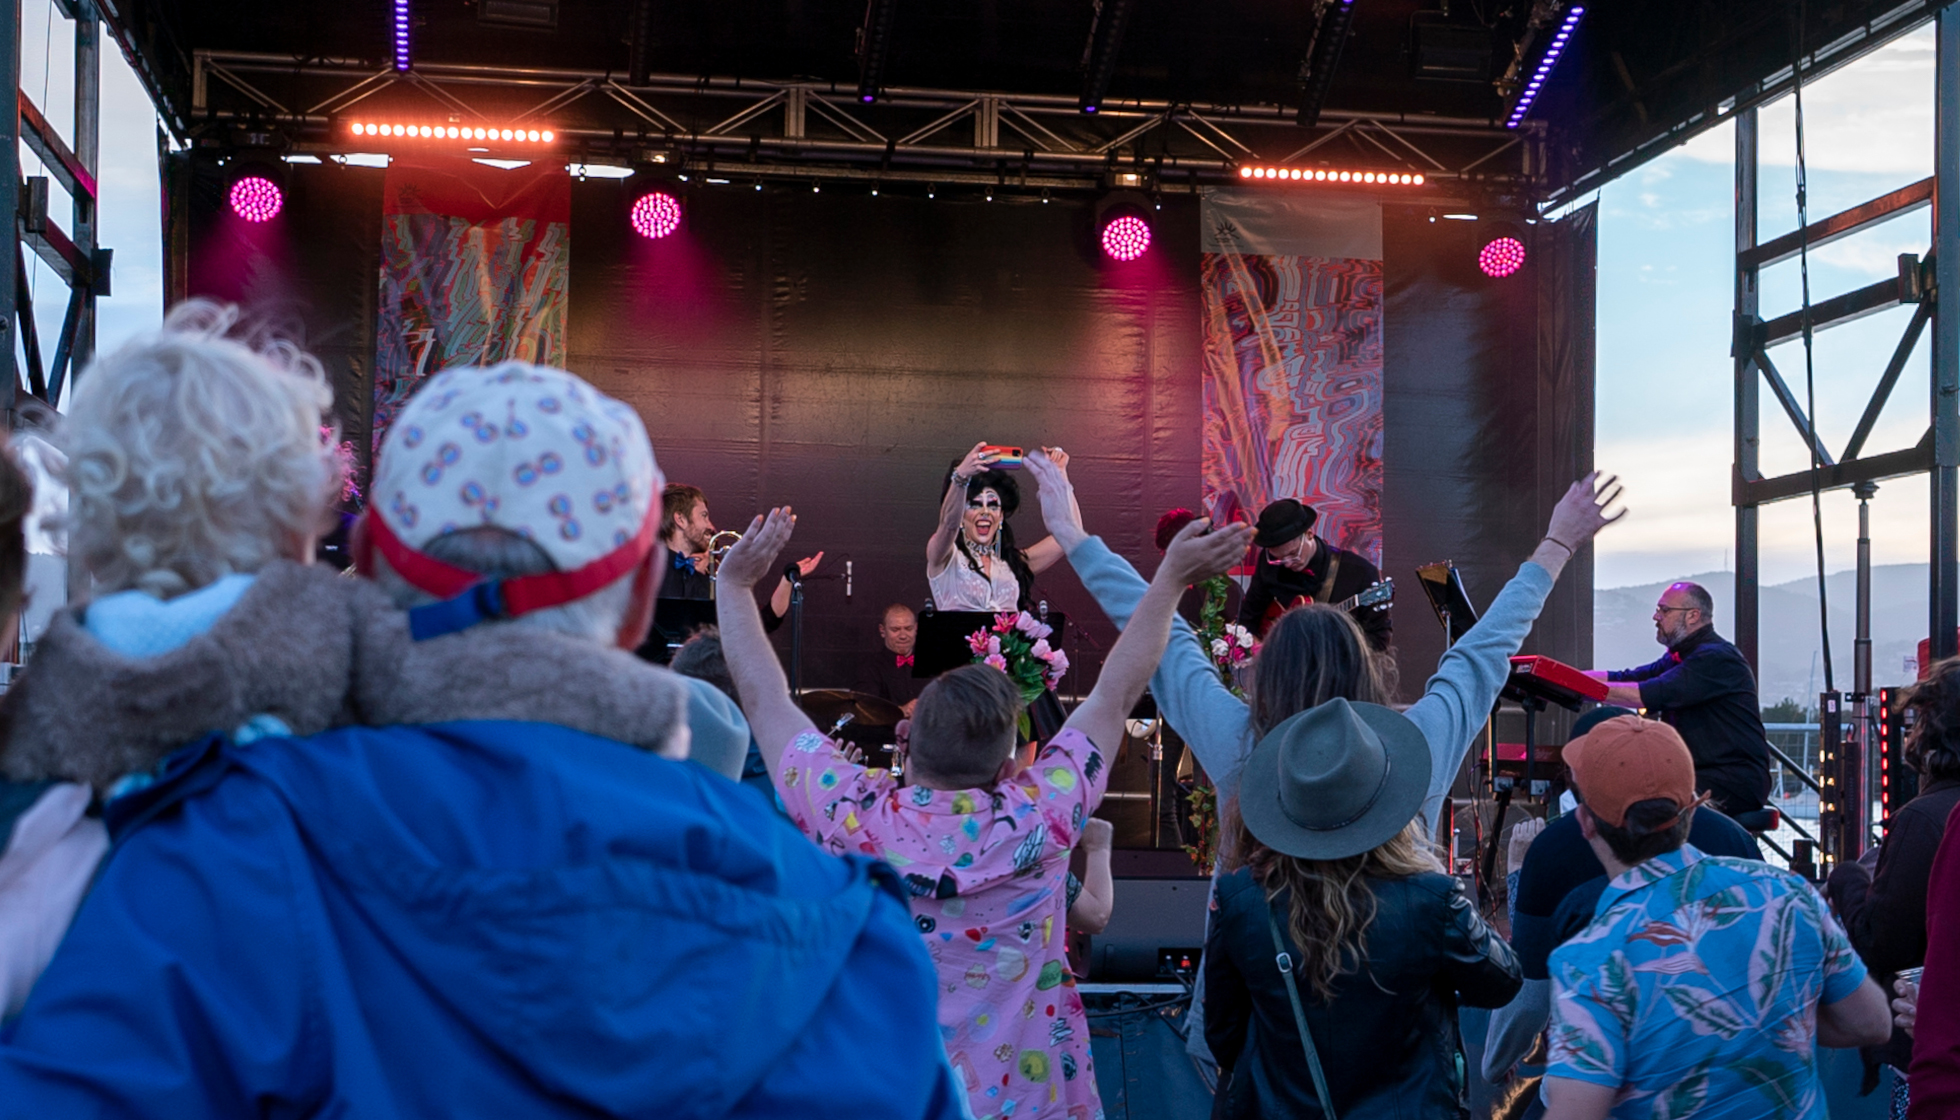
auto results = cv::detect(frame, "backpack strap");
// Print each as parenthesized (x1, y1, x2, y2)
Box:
(1265, 894, 1339, 1120)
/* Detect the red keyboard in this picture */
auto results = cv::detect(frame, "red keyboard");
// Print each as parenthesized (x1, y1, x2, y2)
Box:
(1504, 655, 1609, 710)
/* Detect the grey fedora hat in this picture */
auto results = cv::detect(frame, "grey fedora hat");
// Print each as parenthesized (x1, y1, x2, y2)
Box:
(1239, 697, 1433, 861)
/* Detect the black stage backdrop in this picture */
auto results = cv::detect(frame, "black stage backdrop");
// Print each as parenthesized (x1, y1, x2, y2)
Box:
(166, 155, 1593, 708)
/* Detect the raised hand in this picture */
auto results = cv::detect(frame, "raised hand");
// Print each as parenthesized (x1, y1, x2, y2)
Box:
(1026, 449, 1086, 549)
(1080, 817, 1114, 852)
(717, 507, 794, 590)
(955, 441, 998, 479)
(1545, 471, 1626, 551)
(1160, 518, 1254, 587)
(791, 551, 825, 578)
(1507, 816, 1546, 876)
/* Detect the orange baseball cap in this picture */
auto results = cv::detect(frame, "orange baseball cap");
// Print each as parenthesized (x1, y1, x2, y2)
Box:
(1563, 714, 1700, 828)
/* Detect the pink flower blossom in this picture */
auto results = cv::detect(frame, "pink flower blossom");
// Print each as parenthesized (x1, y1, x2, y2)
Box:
(994, 613, 1019, 634)
(986, 635, 1002, 657)
(967, 630, 992, 655)
(984, 653, 1008, 671)
(1030, 638, 1052, 660)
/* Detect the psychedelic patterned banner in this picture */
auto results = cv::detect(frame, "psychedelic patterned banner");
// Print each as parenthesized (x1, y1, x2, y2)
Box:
(1199, 190, 1384, 566)
(373, 157, 570, 453)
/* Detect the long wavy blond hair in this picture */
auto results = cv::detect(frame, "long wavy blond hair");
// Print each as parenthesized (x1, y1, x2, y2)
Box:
(1227, 811, 1443, 1001)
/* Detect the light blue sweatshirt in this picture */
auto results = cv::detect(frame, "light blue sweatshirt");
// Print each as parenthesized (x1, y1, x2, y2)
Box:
(1067, 536, 1557, 838)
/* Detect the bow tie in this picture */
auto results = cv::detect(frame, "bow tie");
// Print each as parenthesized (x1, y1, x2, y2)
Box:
(895, 654, 914, 667)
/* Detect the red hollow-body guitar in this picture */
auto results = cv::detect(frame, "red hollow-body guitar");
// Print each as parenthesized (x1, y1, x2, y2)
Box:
(1260, 577, 1395, 630)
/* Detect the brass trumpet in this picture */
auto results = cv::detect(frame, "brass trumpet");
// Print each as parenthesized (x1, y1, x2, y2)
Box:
(701, 529, 744, 579)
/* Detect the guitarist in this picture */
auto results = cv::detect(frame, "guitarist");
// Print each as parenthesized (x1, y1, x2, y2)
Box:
(1236, 498, 1392, 651)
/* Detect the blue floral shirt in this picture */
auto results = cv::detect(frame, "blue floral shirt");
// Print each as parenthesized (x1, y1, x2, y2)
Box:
(1546, 844, 1866, 1118)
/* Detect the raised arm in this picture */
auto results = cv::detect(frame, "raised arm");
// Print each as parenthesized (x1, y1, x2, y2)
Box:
(715, 508, 817, 785)
(1404, 472, 1626, 832)
(1019, 447, 1082, 573)
(1064, 518, 1254, 753)
(927, 442, 996, 578)
(1027, 449, 1257, 798)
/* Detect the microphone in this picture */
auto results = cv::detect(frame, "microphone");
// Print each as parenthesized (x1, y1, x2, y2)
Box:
(783, 560, 804, 585)
(1038, 599, 1049, 622)
(845, 560, 853, 601)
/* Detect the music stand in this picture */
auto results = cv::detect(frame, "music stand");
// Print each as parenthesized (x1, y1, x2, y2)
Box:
(649, 599, 718, 663)
(1415, 561, 1478, 645)
(912, 610, 1070, 679)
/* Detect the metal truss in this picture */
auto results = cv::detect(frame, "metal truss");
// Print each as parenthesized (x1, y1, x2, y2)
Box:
(1730, 8, 1960, 877)
(3, 0, 108, 415)
(185, 50, 1535, 194)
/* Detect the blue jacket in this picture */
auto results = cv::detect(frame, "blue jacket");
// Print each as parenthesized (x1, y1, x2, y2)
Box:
(0, 721, 964, 1119)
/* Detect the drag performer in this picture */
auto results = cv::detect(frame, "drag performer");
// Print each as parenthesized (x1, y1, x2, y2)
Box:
(925, 442, 1074, 612)
(1236, 498, 1391, 651)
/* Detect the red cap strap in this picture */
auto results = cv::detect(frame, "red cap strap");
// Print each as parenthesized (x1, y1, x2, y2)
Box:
(367, 503, 659, 620)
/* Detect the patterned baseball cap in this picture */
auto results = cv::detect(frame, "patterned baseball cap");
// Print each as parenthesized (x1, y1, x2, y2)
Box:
(368, 362, 663, 638)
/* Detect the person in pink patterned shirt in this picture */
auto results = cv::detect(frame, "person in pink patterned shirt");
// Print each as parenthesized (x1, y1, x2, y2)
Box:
(715, 480, 1252, 1120)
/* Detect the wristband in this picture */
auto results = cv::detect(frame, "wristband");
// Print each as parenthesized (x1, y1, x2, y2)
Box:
(1543, 536, 1575, 557)
(951, 470, 971, 487)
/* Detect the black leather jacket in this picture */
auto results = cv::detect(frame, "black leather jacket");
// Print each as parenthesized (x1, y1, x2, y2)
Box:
(1205, 867, 1521, 1119)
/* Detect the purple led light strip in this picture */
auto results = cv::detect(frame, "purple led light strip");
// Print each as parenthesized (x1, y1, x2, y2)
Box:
(1506, 5, 1583, 129)
(393, 0, 411, 71)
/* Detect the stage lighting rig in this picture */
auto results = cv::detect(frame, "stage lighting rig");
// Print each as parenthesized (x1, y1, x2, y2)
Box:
(856, 0, 899, 103)
(1294, 0, 1358, 128)
(629, 190, 684, 240)
(346, 121, 558, 144)
(1237, 165, 1424, 187)
(1094, 194, 1151, 262)
(391, 0, 411, 71)
(225, 157, 288, 223)
(1078, 0, 1137, 114)
(1477, 220, 1530, 278)
(1501, 3, 1585, 129)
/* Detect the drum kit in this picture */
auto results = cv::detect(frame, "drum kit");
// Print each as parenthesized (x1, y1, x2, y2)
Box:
(798, 689, 908, 776)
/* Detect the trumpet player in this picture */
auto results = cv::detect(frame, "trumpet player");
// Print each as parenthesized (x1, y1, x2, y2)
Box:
(658, 482, 820, 624)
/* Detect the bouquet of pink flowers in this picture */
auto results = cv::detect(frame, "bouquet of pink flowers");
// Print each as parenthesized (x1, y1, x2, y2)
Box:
(1208, 623, 1257, 675)
(968, 610, 1069, 703)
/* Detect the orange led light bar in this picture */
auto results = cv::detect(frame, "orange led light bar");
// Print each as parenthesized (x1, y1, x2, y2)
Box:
(348, 122, 557, 143)
(1238, 166, 1424, 186)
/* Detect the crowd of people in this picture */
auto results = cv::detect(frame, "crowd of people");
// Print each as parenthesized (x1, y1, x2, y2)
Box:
(0, 303, 1955, 1120)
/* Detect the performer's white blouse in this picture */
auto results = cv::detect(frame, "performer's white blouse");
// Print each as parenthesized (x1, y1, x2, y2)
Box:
(927, 553, 1020, 612)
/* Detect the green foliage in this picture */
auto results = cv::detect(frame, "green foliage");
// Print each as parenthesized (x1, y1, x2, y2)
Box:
(1760, 697, 1812, 724)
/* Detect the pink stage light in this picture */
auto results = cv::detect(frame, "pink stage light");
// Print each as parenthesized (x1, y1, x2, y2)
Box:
(1479, 235, 1527, 278)
(229, 176, 284, 223)
(1101, 214, 1151, 261)
(630, 191, 683, 239)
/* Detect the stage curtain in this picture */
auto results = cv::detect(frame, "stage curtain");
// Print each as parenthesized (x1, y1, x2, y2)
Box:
(1198, 190, 1384, 566)
(372, 158, 570, 448)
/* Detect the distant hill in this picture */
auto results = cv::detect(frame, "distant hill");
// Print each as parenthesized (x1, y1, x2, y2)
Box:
(1595, 565, 1928, 708)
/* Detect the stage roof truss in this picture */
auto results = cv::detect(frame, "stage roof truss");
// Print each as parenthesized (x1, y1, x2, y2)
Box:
(182, 51, 1533, 193)
(2, 0, 107, 416)
(1732, 9, 1960, 709)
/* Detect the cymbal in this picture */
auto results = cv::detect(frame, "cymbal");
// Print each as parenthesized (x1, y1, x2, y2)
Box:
(799, 688, 906, 729)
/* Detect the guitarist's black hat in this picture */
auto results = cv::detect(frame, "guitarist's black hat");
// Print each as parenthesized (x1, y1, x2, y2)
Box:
(1252, 499, 1317, 549)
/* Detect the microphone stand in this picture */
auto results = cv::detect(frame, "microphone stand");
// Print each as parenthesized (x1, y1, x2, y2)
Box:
(785, 562, 805, 699)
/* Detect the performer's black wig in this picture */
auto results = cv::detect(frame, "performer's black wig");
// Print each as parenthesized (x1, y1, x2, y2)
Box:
(941, 461, 1036, 611)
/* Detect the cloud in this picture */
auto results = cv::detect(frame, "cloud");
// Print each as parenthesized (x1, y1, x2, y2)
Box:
(1677, 24, 1934, 175)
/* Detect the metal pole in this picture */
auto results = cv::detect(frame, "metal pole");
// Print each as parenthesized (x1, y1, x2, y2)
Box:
(1855, 481, 1876, 695)
(0, 0, 20, 427)
(70, 0, 98, 383)
(1934, 9, 1960, 662)
(1736, 105, 1762, 672)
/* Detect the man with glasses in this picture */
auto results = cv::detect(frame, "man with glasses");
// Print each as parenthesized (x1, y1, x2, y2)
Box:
(1235, 498, 1391, 650)
(1584, 581, 1773, 815)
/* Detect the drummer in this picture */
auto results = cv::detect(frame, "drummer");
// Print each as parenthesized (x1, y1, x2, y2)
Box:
(857, 603, 924, 717)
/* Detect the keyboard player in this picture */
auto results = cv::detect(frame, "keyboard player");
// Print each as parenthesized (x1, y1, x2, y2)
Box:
(1582, 580, 1772, 816)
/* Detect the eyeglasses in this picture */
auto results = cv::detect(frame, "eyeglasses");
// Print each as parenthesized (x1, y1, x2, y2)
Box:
(1654, 605, 1699, 614)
